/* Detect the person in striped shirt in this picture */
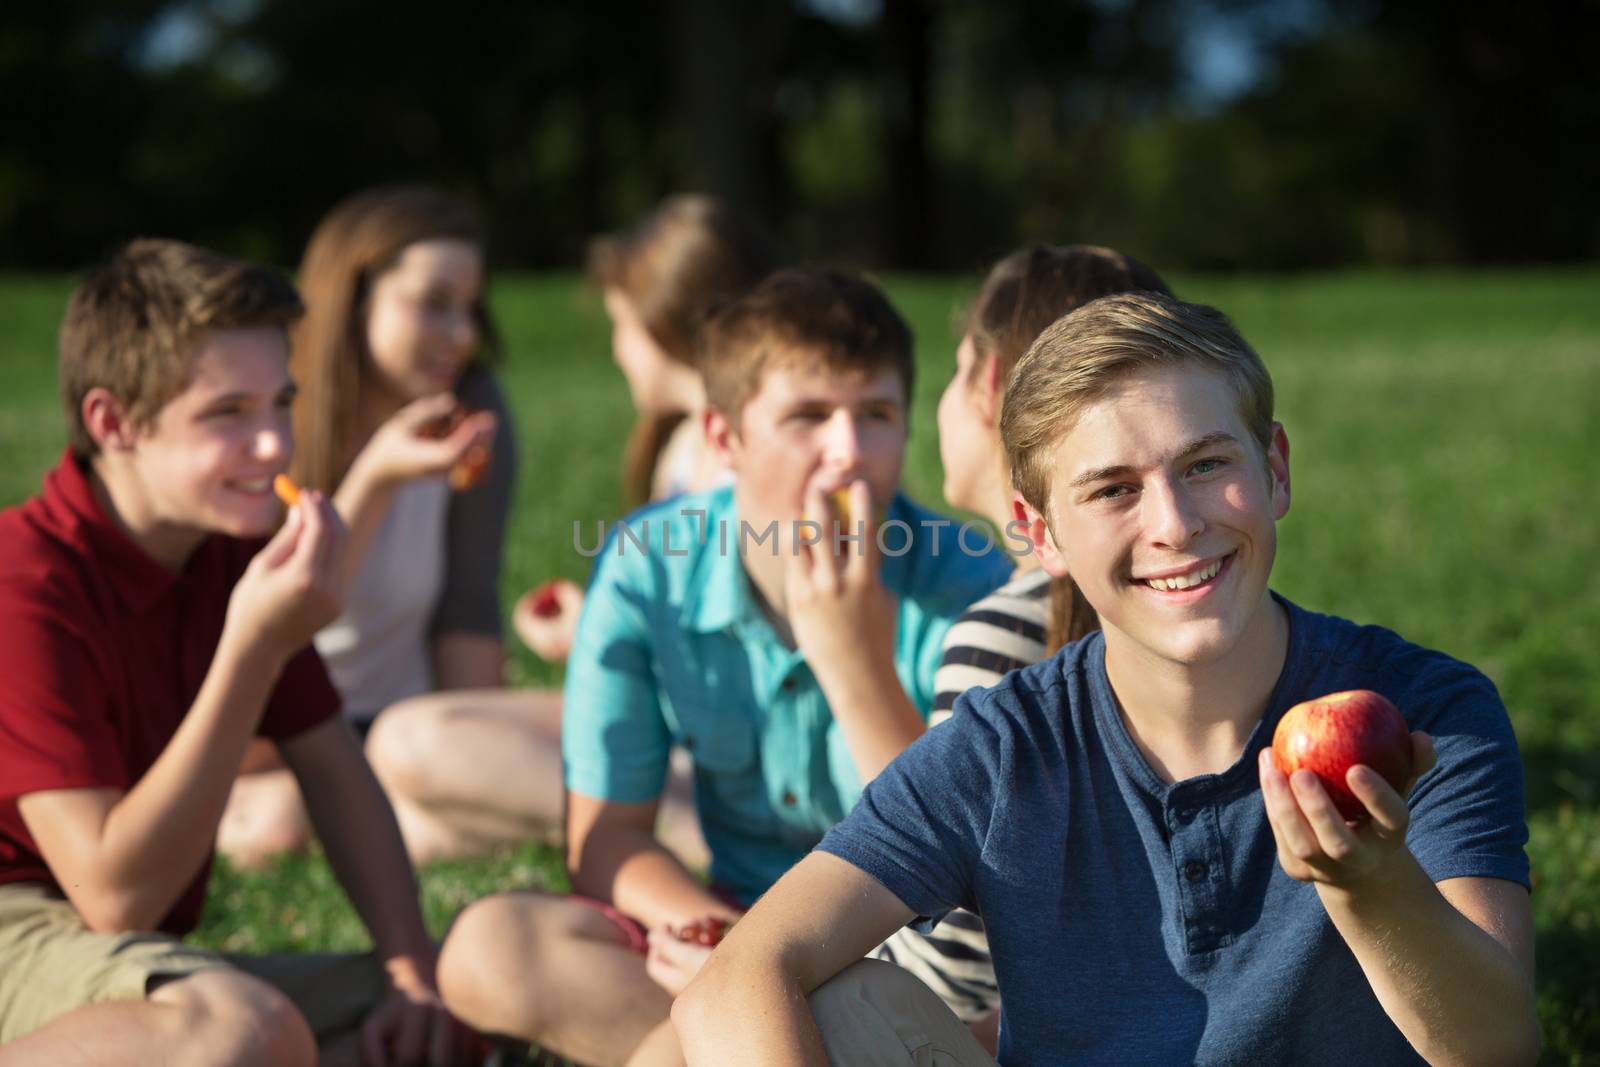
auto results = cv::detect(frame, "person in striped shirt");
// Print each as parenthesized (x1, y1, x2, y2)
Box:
(867, 244, 1174, 1048)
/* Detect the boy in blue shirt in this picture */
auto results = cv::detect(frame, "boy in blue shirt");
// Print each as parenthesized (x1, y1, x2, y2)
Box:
(675, 292, 1538, 1065)
(437, 268, 1009, 1065)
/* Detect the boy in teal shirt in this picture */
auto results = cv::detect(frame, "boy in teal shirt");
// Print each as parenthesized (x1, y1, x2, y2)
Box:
(438, 267, 1008, 1065)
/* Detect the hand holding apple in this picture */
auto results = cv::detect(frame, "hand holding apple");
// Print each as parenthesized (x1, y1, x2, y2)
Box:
(643, 919, 730, 997)
(1260, 690, 1436, 890)
(513, 578, 583, 663)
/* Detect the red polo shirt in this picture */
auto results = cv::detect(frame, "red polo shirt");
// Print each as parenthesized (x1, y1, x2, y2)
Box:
(0, 451, 340, 936)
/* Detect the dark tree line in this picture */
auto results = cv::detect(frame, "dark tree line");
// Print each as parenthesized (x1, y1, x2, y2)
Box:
(1, 0, 1595, 271)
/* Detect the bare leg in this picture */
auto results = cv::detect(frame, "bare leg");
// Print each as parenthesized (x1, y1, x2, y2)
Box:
(438, 892, 671, 1067)
(0, 969, 315, 1067)
(366, 690, 565, 864)
(217, 767, 312, 869)
(625, 1018, 688, 1067)
(369, 689, 710, 869)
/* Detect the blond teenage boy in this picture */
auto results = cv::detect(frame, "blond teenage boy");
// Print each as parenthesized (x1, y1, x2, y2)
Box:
(0, 240, 490, 1066)
(675, 293, 1538, 1066)
(437, 268, 1009, 1066)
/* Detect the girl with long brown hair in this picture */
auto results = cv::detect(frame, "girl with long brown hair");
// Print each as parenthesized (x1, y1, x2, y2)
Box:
(361, 194, 772, 872)
(217, 184, 540, 866)
(513, 193, 774, 661)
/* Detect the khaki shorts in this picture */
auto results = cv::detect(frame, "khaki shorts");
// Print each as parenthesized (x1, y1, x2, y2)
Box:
(810, 958, 999, 1066)
(0, 883, 387, 1047)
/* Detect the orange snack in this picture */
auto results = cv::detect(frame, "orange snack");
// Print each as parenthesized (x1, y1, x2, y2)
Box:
(829, 487, 853, 528)
(449, 445, 491, 491)
(273, 473, 301, 507)
(419, 405, 491, 491)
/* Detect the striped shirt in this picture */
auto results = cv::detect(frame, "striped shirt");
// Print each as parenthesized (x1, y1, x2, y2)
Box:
(870, 567, 1051, 1021)
(930, 568, 1051, 726)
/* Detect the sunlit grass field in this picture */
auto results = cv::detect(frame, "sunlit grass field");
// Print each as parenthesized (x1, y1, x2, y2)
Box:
(1, 269, 1596, 1063)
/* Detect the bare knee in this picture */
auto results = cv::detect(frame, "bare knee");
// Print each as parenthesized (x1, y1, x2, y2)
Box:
(438, 893, 535, 1018)
(439, 892, 577, 1036)
(153, 969, 316, 1067)
(366, 701, 451, 801)
(217, 771, 310, 867)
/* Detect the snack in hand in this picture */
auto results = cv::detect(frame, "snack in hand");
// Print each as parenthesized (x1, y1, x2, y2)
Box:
(448, 443, 491, 491)
(673, 916, 733, 948)
(272, 473, 301, 507)
(417, 406, 466, 440)
(418, 405, 492, 491)
(829, 487, 853, 529)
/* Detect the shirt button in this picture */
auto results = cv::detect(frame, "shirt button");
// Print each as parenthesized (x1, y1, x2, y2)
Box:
(1183, 860, 1208, 883)
(781, 791, 797, 807)
(780, 677, 797, 692)
(681, 737, 696, 751)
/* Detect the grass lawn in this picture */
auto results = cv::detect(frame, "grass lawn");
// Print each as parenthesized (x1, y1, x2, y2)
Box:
(1, 268, 1596, 1063)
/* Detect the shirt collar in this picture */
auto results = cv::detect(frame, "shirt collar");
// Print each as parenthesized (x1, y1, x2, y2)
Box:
(43, 449, 190, 613)
(681, 487, 754, 634)
(680, 487, 916, 635)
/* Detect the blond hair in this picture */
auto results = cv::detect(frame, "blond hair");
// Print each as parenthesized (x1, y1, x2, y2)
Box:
(1002, 292, 1274, 515)
(59, 239, 303, 458)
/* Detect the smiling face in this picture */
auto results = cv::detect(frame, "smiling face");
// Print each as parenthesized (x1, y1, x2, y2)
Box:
(121, 327, 297, 555)
(1021, 363, 1290, 669)
(714, 361, 907, 545)
(363, 238, 483, 403)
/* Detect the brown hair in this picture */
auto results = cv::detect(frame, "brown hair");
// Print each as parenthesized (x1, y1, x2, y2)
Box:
(588, 194, 774, 505)
(966, 245, 1173, 652)
(290, 185, 499, 494)
(59, 238, 303, 458)
(967, 244, 1173, 390)
(700, 267, 914, 430)
(1003, 290, 1275, 517)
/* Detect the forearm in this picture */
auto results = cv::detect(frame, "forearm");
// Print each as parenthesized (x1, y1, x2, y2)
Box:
(816, 659, 924, 783)
(676, 955, 826, 1067)
(571, 821, 734, 929)
(1321, 855, 1539, 1065)
(96, 630, 284, 927)
(300, 747, 433, 965)
(331, 452, 399, 588)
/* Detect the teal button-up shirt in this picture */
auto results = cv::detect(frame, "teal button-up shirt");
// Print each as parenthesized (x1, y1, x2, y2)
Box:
(562, 485, 1010, 905)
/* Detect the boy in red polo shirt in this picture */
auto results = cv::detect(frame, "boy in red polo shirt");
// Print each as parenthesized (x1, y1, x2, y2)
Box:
(0, 240, 482, 1065)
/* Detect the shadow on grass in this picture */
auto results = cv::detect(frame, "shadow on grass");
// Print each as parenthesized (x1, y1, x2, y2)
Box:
(1521, 741, 1600, 820)
(1535, 919, 1600, 1066)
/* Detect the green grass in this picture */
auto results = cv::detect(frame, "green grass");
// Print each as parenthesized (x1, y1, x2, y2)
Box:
(2, 269, 1597, 1062)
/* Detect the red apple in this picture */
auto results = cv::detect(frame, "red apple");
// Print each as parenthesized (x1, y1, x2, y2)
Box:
(530, 580, 563, 618)
(1271, 689, 1413, 822)
(674, 916, 732, 948)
